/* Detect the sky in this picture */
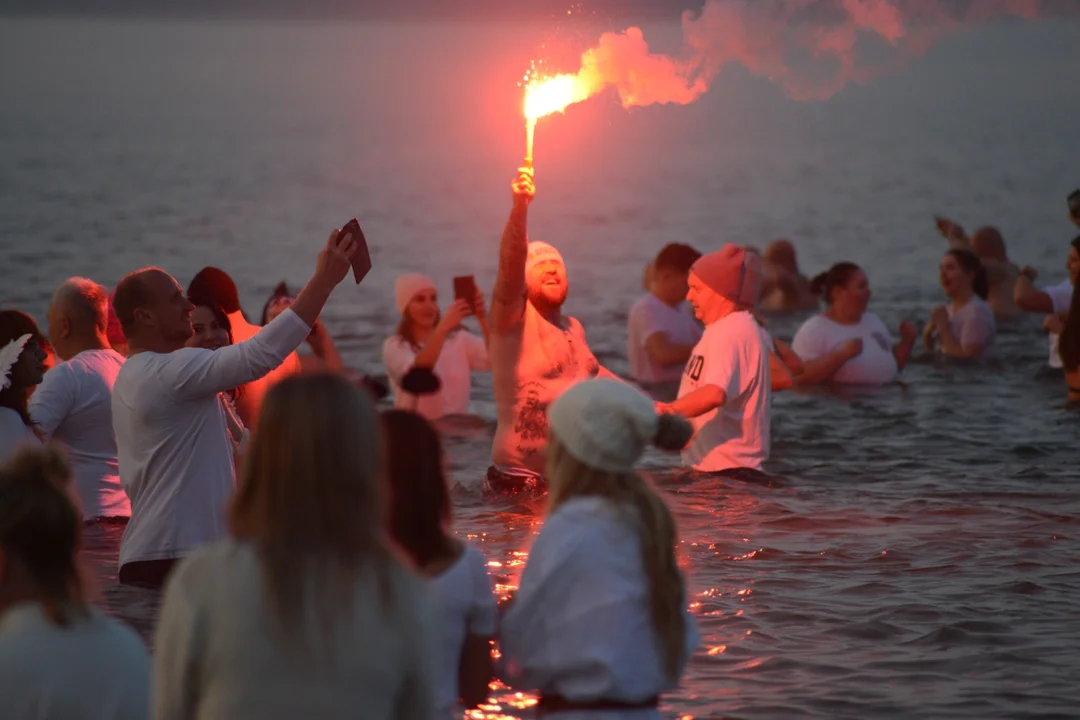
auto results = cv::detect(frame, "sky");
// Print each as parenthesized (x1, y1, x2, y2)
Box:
(0, 0, 706, 21)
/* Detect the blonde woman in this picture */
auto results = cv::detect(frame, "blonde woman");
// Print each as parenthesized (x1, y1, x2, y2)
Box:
(383, 273, 490, 419)
(153, 373, 437, 720)
(501, 380, 700, 718)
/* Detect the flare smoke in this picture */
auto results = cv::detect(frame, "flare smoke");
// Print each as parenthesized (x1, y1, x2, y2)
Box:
(560, 0, 1048, 107)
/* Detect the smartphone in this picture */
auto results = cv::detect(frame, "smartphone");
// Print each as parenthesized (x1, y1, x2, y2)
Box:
(1068, 190, 1080, 219)
(453, 275, 479, 313)
(337, 219, 371, 284)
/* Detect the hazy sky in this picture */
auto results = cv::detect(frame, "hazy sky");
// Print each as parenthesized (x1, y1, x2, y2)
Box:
(0, 0, 705, 21)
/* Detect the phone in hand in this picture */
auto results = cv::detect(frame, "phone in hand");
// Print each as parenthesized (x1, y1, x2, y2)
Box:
(453, 275, 479, 314)
(1068, 190, 1080, 219)
(337, 219, 371, 284)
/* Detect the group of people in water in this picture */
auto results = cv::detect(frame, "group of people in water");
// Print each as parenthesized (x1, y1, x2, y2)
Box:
(0, 166, 1078, 719)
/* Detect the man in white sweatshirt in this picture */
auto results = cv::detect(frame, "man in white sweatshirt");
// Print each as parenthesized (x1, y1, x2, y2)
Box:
(110, 228, 358, 588)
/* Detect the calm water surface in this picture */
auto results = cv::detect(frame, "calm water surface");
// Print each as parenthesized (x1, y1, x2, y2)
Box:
(4, 17, 1080, 719)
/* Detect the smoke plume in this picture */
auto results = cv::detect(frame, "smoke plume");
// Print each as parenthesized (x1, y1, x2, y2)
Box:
(559, 0, 1053, 106)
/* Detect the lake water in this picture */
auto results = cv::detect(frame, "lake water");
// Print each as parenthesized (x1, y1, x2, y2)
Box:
(3, 15, 1080, 719)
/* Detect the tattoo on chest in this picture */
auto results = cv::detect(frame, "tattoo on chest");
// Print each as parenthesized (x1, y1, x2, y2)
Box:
(513, 383, 550, 453)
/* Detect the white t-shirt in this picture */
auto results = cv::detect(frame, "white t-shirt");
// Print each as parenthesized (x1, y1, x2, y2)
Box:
(677, 311, 771, 472)
(791, 313, 898, 385)
(430, 543, 497, 719)
(0, 602, 150, 720)
(382, 329, 490, 420)
(944, 297, 997, 358)
(111, 309, 311, 567)
(501, 497, 699, 720)
(0, 407, 39, 465)
(627, 294, 703, 384)
(29, 348, 130, 519)
(1044, 279, 1074, 368)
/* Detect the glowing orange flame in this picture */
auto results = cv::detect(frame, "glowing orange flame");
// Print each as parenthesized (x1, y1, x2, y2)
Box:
(524, 74, 592, 121)
(521, 71, 598, 166)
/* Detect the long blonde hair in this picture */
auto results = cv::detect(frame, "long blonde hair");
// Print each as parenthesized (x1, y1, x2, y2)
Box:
(229, 372, 395, 651)
(546, 433, 688, 679)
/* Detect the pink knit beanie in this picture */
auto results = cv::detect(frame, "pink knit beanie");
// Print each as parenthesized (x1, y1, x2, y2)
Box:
(690, 244, 761, 307)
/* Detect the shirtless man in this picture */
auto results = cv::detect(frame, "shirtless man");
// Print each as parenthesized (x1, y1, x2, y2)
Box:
(757, 239, 820, 314)
(936, 219, 1020, 321)
(486, 168, 615, 493)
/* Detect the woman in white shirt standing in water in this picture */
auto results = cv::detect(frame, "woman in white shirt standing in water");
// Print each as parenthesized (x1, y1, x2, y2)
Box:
(383, 273, 491, 420)
(382, 409, 496, 718)
(923, 249, 997, 359)
(502, 379, 699, 719)
(791, 263, 918, 385)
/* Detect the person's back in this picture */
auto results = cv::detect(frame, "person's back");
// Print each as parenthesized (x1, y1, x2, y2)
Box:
(30, 349, 129, 519)
(428, 542, 496, 719)
(0, 445, 151, 720)
(0, 603, 149, 720)
(154, 541, 436, 720)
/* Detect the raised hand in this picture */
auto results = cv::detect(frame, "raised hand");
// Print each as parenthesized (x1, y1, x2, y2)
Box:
(315, 228, 358, 288)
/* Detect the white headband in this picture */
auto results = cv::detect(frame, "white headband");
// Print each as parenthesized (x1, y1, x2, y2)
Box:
(0, 334, 32, 391)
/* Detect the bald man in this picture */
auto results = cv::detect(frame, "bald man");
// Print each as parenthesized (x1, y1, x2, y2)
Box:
(486, 168, 617, 493)
(109, 229, 357, 588)
(30, 277, 130, 521)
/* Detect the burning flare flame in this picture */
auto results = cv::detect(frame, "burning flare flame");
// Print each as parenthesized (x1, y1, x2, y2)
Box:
(524, 74, 592, 122)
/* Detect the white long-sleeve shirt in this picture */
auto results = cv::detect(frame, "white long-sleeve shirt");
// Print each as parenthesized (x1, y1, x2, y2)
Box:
(111, 309, 311, 567)
(153, 541, 438, 720)
(29, 348, 130, 520)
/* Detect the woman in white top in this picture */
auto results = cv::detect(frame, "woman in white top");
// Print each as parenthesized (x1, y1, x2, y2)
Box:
(383, 409, 497, 718)
(383, 273, 491, 420)
(184, 302, 247, 456)
(923, 249, 997, 359)
(154, 373, 438, 720)
(501, 379, 700, 718)
(791, 263, 918, 385)
(0, 445, 150, 720)
(0, 311, 49, 462)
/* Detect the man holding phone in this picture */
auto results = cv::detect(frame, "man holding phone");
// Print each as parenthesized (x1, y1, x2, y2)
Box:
(485, 168, 617, 493)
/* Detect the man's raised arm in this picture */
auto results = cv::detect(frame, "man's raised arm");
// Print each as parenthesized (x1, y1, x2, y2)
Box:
(489, 168, 535, 335)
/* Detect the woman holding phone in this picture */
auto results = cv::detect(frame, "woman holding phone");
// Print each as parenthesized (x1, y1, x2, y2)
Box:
(383, 273, 491, 420)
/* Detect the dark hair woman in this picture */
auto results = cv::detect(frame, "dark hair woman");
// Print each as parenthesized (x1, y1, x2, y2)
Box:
(922, 249, 997, 359)
(791, 263, 918, 385)
(382, 409, 496, 716)
(0, 311, 49, 463)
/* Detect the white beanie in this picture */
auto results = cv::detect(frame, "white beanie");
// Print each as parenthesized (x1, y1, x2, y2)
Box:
(525, 241, 565, 276)
(548, 379, 661, 473)
(394, 273, 437, 315)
